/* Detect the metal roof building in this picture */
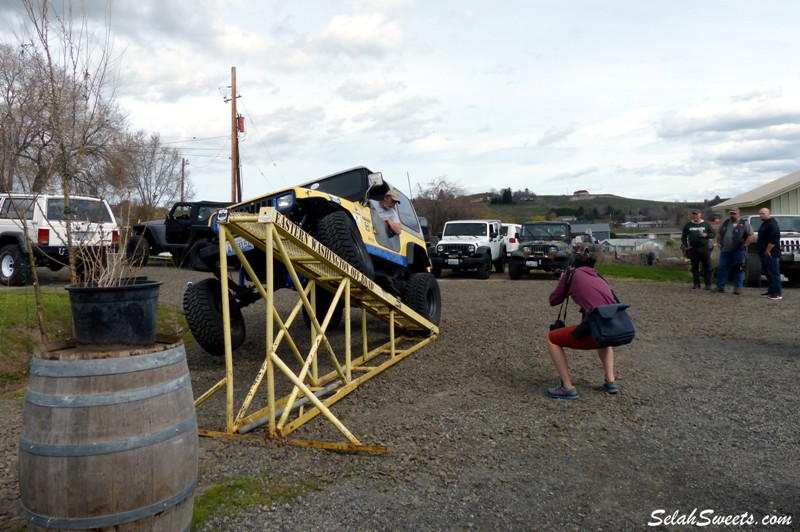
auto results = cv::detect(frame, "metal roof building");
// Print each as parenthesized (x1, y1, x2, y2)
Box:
(716, 170, 800, 215)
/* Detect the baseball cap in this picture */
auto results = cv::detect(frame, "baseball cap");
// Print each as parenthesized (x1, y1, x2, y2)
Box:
(385, 189, 401, 202)
(691, 209, 701, 214)
(728, 207, 740, 214)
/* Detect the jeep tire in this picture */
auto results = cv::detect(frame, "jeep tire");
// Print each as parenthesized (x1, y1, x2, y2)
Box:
(494, 254, 505, 274)
(745, 254, 761, 287)
(184, 277, 246, 356)
(509, 260, 522, 280)
(188, 238, 213, 272)
(403, 272, 442, 326)
(317, 210, 375, 279)
(477, 255, 491, 279)
(0, 244, 31, 286)
(125, 235, 150, 267)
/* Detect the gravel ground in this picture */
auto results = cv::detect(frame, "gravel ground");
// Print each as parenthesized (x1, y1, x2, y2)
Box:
(1, 264, 798, 531)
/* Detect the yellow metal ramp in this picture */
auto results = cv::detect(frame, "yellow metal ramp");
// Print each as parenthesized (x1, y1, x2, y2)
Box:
(194, 207, 439, 452)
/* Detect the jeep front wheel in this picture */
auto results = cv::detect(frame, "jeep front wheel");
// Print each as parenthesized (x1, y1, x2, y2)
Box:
(403, 272, 442, 326)
(183, 278, 246, 356)
(508, 260, 522, 280)
(0, 245, 31, 286)
(477, 255, 491, 279)
(317, 211, 375, 279)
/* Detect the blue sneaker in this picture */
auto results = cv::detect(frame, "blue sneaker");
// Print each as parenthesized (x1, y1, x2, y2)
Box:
(603, 381, 620, 394)
(546, 384, 579, 399)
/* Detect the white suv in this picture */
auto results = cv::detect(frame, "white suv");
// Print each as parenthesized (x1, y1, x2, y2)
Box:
(429, 219, 506, 279)
(501, 223, 522, 258)
(0, 194, 119, 285)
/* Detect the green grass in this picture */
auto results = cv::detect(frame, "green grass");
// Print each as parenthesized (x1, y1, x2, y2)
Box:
(0, 291, 191, 392)
(596, 263, 691, 283)
(191, 473, 320, 529)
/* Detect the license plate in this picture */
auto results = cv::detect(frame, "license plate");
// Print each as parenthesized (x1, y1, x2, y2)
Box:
(795, 253, 800, 261)
(526, 260, 539, 267)
(226, 237, 255, 255)
(447, 258, 459, 266)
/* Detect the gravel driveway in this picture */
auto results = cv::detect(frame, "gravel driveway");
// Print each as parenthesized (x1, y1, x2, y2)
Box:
(1, 264, 798, 530)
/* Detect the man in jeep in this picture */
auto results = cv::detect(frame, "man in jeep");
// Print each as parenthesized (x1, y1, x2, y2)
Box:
(370, 189, 403, 236)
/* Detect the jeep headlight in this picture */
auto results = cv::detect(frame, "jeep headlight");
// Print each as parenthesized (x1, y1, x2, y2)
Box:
(468, 244, 475, 253)
(274, 192, 295, 212)
(548, 246, 558, 255)
(437, 244, 444, 253)
(521, 246, 531, 254)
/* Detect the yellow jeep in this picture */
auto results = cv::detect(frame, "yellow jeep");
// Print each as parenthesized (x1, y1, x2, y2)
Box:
(184, 166, 441, 356)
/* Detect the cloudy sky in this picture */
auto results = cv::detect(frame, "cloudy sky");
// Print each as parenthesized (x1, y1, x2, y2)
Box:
(3, 0, 800, 203)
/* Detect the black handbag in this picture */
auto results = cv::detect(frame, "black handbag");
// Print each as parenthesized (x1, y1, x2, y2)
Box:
(582, 303, 636, 347)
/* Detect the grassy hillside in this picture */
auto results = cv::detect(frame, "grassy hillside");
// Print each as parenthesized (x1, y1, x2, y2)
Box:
(480, 194, 700, 224)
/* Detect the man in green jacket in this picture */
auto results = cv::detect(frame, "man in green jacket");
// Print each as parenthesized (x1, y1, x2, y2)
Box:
(681, 209, 715, 289)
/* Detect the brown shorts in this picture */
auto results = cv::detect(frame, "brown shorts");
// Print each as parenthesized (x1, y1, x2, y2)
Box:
(548, 324, 598, 350)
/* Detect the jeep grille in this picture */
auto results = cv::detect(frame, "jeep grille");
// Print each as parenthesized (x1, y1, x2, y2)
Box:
(438, 243, 474, 255)
(782, 237, 800, 253)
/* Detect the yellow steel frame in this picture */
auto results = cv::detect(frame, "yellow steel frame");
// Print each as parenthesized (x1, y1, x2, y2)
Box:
(194, 207, 439, 452)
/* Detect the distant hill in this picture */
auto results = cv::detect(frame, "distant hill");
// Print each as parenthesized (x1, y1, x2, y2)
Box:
(476, 193, 709, 224)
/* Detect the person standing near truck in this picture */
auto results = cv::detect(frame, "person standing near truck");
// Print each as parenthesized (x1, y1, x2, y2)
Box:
(757, 208, 782, 300)
(681, 209, 715, 290)
(715, 207, 753, 294)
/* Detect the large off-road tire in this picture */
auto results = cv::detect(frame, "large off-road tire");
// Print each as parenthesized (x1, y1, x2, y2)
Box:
(476, 255, 491, 279)
(494, 254, 505, 274)
(745, 254, 761, 287)
(183, 278, 246, 356)
(301, 289, 344, 329)
(0, 245, 31, 286)
(125, 235, 150, 267)
(317, 211, 375, 279)
(403, 272, 442, 326)
(508, 260, 522, 280)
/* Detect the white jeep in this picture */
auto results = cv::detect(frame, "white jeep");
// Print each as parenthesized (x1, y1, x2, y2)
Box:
(0, 194, 119, 286)
(429, 219, 506, 279)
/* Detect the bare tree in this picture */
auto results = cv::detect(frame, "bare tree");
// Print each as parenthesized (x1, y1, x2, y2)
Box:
(111, 130, 192, 220)
(413, 176, 490, 237)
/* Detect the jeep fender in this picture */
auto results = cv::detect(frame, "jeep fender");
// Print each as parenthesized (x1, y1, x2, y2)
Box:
(475, 245, 493, 260)
(406, 242, 432, 272)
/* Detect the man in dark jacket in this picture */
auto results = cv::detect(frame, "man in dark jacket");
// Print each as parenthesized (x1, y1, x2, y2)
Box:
(681, 209, 715, 289)
(757, 208, 782, 300)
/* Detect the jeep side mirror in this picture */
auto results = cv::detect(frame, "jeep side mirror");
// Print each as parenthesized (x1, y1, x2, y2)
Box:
(367, 172, 384, 188)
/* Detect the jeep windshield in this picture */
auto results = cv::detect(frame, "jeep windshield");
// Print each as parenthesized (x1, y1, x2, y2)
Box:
(443, 223, 487, 237)
(521, 223, 569, 241)
(750, 215, 800, 233)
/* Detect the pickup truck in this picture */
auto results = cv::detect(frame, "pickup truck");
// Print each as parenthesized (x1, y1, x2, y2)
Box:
(126, 200, 229, 267)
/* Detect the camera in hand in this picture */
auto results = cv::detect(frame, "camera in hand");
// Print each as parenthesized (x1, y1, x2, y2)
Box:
(550, 319, 565, 331)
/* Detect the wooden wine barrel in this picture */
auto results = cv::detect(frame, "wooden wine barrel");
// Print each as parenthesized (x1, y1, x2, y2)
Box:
(18, 340, 198, 531)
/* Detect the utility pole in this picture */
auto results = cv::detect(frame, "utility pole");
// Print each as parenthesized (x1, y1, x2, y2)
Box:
(230, 66, 239, 203)
(181, 158, 186, 202)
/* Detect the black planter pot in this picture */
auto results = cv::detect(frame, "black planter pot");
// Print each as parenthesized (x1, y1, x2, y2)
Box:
(65, 278, 163, 346)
